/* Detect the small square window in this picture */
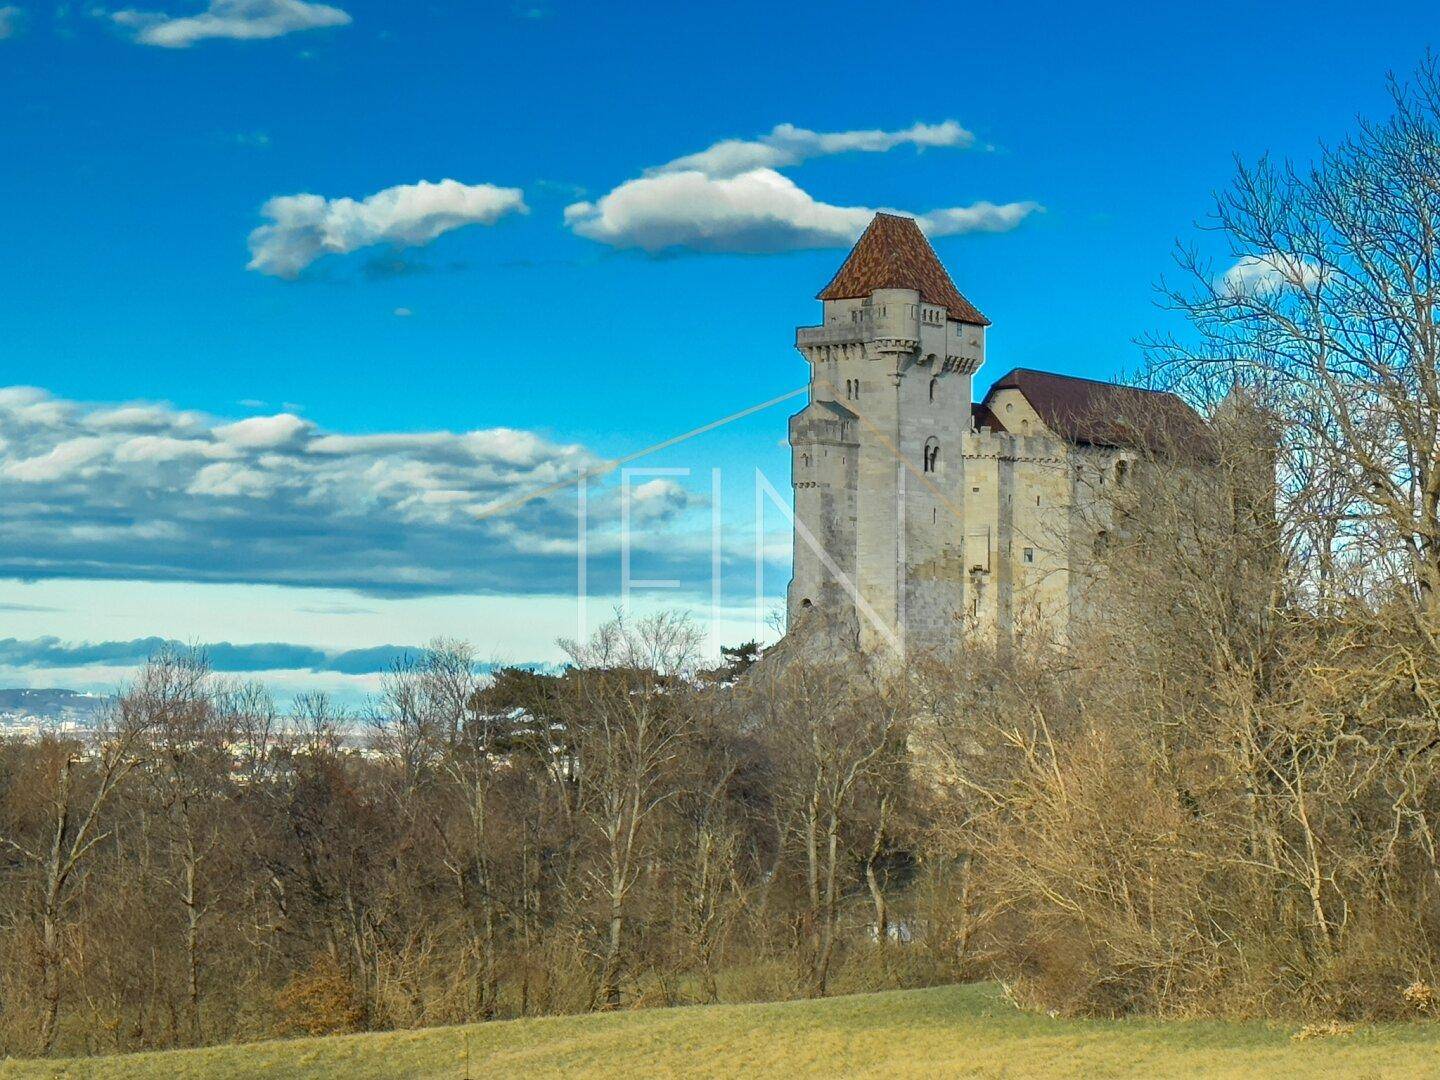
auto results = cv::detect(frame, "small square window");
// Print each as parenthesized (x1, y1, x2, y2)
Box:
(1023, 547, 1035, 564)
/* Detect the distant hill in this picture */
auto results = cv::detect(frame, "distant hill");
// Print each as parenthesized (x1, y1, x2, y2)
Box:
(0, 688, 109, 727)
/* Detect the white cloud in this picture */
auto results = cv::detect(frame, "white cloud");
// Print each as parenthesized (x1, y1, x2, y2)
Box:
(1220, 252, 1323, 297)
(393, 307, 412, 317)
(86, 403, 204, 433)
(625, 478, 691, 524)
(651, 121, 975, 179)
(187, 461, 280, 497)
(920, 203, 1042, 235)
(566, 120, 1038, 254)
(5, 437, 110, 482)
(112, 0, 350, 48)
(247, 179, 528, 278)
(0, 5, 25, 39)
(308, 432, 451, 456)
(0, 386, 735, 599)
(0, 387, 71, 428)
(565, 167, 1041, 254)
(213, 412, 312, 449)
(114, 435, 237, 463)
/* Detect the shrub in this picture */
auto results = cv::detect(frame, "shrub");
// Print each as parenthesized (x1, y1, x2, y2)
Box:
(273, 958, 365, 1038)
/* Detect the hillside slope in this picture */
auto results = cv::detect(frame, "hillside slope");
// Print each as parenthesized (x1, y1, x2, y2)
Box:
(4, 983, 1438, 1079)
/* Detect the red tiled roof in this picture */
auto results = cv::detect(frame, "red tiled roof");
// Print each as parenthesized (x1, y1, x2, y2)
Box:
(983, 368, 1210, 453)
(818, 213, 990, 326)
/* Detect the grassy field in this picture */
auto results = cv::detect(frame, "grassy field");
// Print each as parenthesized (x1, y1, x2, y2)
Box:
(4, 982, 1439, 1079)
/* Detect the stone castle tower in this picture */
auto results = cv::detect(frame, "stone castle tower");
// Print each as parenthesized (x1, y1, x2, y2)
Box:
(787, 213, 1205, 656)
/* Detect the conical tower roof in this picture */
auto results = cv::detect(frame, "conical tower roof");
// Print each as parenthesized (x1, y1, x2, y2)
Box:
(817, 213, 989, 326)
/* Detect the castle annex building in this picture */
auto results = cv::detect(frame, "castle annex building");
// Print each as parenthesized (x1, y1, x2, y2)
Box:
(787, 213, 1205, 655)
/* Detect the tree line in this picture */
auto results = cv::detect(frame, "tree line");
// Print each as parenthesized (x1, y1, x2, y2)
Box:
(0, 621, 962, 1057)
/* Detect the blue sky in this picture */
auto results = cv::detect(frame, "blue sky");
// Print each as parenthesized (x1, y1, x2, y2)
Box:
(0, 0, 1433, 701)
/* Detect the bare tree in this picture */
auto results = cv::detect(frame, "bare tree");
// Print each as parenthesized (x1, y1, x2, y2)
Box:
(133, 649, 235, 1045)
(0, 689, 151, 1052)
(755, 659, 907, 996)
(1149, 55, 1440, 636)
(559, 612, 700, 1009)
(375, 639, 517, 1017)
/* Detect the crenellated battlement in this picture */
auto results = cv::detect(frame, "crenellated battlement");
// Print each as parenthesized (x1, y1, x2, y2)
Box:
(960, 428, 1070, 465)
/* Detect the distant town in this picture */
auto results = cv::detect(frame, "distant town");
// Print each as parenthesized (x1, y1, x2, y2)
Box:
(0, 688, 107, 736)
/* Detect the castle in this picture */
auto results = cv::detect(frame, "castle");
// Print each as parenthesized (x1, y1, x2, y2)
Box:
(787, 213, 1206, 656)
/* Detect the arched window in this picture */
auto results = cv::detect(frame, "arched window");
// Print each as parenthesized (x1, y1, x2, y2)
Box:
(801, 452, 811, 468)
(929, 377, 939, 402)
(923, 437, 940, 474)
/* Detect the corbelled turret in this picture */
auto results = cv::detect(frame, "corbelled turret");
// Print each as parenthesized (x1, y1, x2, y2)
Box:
(795, 214, 987, 388)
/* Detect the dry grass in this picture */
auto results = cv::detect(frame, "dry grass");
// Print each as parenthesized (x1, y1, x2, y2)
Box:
(4, 983, 1439, 1079)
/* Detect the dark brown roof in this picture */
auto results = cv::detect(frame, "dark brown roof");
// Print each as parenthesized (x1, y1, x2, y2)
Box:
(818, 213, 990, 326)
(983, 368, 1210, 453)
(971, 401, 1007, 433)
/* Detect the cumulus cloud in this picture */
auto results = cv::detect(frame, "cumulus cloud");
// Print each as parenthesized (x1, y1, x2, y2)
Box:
(650, 121, 975, 180)
(0, 5, 25, 39)
(5, 437, 110, 482)
(565, 120, 1038, 254)
(0, 386, 732, 599)
(213, 411, 312, 449)
(566, 167, 1041, 254)
(0, 386, 72, 427)
(247, 179, 528, 278)
(1220, 252, 1324, 297)
(186, 460, 279, 497)
(114, 435, 236, 463)
(87, 403, 205, 433)
(112, 0, 350, 48)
